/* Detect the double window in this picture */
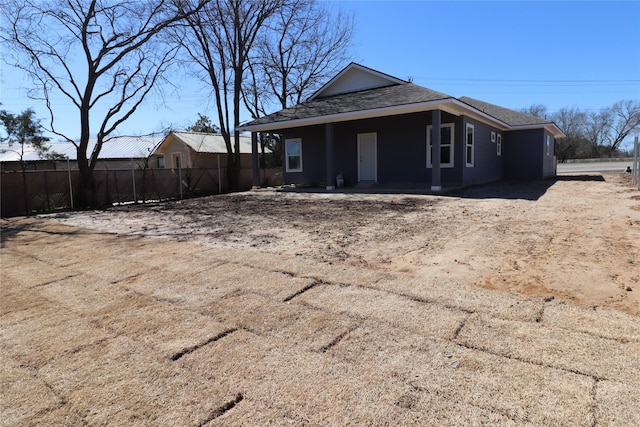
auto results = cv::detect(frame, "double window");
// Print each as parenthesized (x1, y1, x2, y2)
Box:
(426, 123, 454, 168)
(285, 138, 303, 172)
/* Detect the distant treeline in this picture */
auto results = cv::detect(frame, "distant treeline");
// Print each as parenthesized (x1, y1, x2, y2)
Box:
(520, 100, 639, 161)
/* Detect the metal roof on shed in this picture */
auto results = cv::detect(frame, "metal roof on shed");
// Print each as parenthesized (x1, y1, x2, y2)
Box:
(0, 135, 165, 162)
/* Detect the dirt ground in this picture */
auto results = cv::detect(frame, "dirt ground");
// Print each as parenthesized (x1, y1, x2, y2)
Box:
(48, 172, 640, 314)
(1, 172, 639, 426)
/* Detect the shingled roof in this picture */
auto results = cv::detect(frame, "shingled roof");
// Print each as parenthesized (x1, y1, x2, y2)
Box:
(458, 96, 552, 127)
(243, 83, 453, 128)
(239, 63, 564, 138)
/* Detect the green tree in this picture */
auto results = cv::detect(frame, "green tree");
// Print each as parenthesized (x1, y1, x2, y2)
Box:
(0, 108, 52, 213)
(186, 113, 220, 133)
(0, 108, 53, 165)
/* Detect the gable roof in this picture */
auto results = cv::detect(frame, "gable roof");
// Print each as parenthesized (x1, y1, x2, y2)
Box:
(241, 83, 453, 132)
(156, 131, 260, 155)
(238, 64, 565, 138)
(308, 62, 407, 100)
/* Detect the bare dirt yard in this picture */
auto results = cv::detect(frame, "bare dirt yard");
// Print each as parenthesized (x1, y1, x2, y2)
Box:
(2, 172, 639, 425)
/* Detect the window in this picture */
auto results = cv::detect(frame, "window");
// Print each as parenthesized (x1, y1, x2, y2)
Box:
(496, 134, 502, 156)
(426, 123, 454, 168)
(466, 123, 474, 167)
(157, 155, 165, 168)
(172, 153, 181, 170)
(546, 135, 551, 156)
(285, 138, 302, 172)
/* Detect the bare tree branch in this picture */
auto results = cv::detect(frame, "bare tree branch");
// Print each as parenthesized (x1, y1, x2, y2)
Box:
(1, 0, 206, 206)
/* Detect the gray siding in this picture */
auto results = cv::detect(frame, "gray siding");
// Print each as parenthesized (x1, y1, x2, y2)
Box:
(284, 112, 466, 188)
(504, 129, 545, 178)
(282, 125, 326, 186)
(282, 112, 554, 188)
(461, 117, 503, 186)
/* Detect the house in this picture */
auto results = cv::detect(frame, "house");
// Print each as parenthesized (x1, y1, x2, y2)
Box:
(0, 135, 165, 171)
(239, 63, 565, 190)
(152, 131, 259, 170)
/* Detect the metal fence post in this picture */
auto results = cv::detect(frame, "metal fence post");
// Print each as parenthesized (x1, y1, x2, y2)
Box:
(177, 162, 183, 199)
(43, 170, 51, 211)
(217, 154, 221, 194)
(631, 136, 640, 190)
(67, 158, 74, 209)
(131, 158, 137, 203)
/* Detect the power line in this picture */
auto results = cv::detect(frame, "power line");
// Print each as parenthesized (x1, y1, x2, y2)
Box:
(414, 77, 640, 84)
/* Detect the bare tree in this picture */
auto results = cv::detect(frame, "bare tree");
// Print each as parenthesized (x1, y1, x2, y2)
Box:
(1, 0, 204, 206)
(240, 0, 353, 175)
(177, 0, 283, 191)
(243, 0, 353, 115)
(520, 104, 549, 120)
(584, 108, 614, 157)
(606, 100, 640, 154)
(550, 107, 588, 162)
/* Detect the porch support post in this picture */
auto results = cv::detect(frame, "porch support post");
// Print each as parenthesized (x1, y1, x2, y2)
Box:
(431, 109, 442, 191)
(251, 131, 260, 189)
(325, 123, 335, 190)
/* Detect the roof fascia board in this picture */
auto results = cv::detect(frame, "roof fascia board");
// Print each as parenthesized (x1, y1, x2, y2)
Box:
(239, 98, 513, 133)
(307, 63, 407, 101)
(238, 98, 562, 137)
(446, 99, 511, 130)
(510, 123, 566, 138)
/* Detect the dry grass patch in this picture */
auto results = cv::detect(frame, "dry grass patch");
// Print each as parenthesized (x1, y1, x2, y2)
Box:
(457, 313, 640, 384)
(332, 324, 595, 425)
(1, 249, 76, 288)
(1, 304, 113, 367)
(595, 381, 640, 426)
(1, 356, 62, 426)
(37, 274, 137, 315)
(373, 275, 544, 322)
(90, 293, 229, 359)
(207, 262, 317, 302)
(543, 301, 640, 342)
(37, 335, 236, 426)
(296, 283, 468, 339)
(0, 280, 50, 315)
(177, 329, 413, 425)
(238, 301, 360, 351)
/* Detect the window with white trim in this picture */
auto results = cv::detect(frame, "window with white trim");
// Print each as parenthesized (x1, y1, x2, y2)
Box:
(426, 123, 454, 168)
(546, 135, 551, 156)
(496, 133, 502, 156)
(465, 123, 474, 167)
(285, 138, 303, 172)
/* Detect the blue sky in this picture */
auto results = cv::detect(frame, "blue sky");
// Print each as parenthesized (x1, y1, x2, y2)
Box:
(1, 1, 639, 141)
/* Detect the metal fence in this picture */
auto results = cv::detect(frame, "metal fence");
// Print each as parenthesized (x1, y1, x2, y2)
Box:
(1, 166, 282, 217)
(633, 136, 640, 190)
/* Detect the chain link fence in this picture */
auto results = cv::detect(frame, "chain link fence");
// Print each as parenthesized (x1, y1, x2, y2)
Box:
(1, 166, 282, 217)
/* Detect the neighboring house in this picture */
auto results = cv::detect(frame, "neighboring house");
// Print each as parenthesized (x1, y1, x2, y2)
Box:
(239, 63, 565, 190)
(0, 135, 164, 171)
(153, 131, 260, 170)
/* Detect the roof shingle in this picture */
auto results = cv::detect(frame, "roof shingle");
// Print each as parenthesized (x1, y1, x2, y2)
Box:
(245, 83, 452, 127)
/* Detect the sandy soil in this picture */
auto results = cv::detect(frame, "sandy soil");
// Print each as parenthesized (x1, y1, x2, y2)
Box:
(2, 172, 640, 426)
(50, 172, 640, 315)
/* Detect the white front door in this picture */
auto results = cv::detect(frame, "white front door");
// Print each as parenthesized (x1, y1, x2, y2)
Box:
(358, 133, 377, 182)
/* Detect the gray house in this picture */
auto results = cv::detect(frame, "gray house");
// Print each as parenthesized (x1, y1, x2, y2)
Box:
(240, 63, 565, 190)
